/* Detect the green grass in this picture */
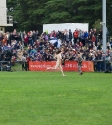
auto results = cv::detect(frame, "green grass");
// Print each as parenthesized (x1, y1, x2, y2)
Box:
(0, 71, 112, 125)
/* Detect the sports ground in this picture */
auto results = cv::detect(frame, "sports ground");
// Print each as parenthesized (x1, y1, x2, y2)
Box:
(0, 71, 112, 125)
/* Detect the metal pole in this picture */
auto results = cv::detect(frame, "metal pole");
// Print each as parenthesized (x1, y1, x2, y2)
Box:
(102, 0, 106, 53)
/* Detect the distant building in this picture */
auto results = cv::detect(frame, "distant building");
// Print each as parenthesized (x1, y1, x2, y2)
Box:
(0, 0, 13, 33)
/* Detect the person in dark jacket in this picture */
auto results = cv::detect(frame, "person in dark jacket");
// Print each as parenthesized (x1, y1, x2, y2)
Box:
(69, 29, 72, 43)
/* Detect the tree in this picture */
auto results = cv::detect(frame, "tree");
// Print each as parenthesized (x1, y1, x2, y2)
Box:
(92, 19, 102, 31)
(6, 0, 112, 34)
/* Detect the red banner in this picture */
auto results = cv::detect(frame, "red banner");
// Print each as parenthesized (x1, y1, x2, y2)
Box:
(29, 61, 94, 72)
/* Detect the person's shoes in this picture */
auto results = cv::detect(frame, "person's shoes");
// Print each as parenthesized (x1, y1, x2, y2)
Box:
(63, 74, 66, 76)
(80, 72, 83, 75)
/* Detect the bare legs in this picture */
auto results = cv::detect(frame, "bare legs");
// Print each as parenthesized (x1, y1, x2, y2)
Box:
(47, 65, 65, 76)
(59, 65, 65, 76)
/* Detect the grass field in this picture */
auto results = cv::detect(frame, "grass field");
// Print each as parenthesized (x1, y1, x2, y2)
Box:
(0, 71, 112, 125)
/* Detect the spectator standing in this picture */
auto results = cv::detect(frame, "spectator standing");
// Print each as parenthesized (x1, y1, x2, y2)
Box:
(93, 28, 98, 46)
(84, 31, 89, 46)
(98, 30, 102, 45)
(24, 34, 28, 47)
(73, 30, 79, 44)
(91, 34, 96, 44)
(64, 30, 69, 44)
(69, 29, 72, 43)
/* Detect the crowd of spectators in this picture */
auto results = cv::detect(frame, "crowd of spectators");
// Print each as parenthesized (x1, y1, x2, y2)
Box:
(0, 28, 112, 72)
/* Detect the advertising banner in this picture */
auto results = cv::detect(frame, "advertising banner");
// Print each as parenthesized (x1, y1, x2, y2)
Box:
(29, 61, 94, 72)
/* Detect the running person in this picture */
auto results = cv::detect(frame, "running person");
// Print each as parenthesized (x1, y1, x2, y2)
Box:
(47, 50, 65, 76)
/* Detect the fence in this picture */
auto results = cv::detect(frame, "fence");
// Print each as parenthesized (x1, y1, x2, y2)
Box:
(0, 60, 111, 72)
(93, 60, 112, 72)
(29, 61, 94, 72)
(0, 61, 23, 71)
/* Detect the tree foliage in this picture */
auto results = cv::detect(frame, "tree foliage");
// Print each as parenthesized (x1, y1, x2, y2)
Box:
(7, 0, 112, 34)
(92, 19, 102, 31)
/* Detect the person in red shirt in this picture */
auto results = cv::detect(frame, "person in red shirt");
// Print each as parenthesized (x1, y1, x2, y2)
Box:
(24, 34, 28, 47)
(25, 55, 30, 71)
(73, 30, 79, 44)
(91, 34, 96, 43)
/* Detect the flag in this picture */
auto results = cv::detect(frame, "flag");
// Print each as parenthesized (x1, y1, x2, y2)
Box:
(49, 37, 61, 48)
